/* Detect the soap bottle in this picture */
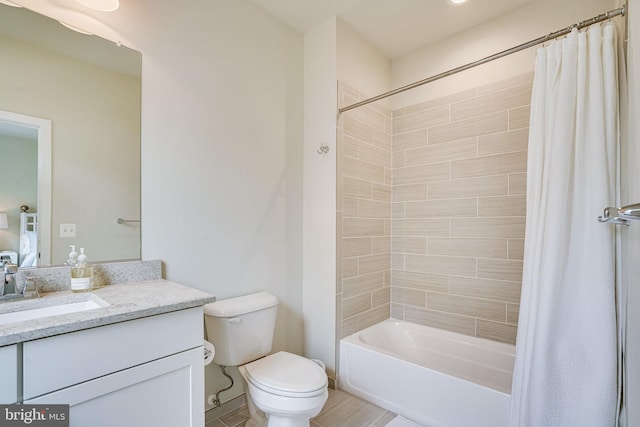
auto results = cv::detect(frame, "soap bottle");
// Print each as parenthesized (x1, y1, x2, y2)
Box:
(71, 248, 93, 292)
(65, 245, 78, 266)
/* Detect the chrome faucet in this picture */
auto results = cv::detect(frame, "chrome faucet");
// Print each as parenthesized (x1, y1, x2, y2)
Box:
(1, 263, 38, 301)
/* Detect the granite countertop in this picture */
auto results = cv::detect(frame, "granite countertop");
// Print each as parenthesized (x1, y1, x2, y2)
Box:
(0, 279, 216, 346)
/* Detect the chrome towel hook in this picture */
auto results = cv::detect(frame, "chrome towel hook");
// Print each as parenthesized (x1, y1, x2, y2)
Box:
(317, 143, 330, 155)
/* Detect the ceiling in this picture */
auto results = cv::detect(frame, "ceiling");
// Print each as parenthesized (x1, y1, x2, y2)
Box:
(251, 0, 536, 59)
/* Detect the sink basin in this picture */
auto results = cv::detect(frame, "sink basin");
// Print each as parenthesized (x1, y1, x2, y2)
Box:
(0, 294, 109, 325)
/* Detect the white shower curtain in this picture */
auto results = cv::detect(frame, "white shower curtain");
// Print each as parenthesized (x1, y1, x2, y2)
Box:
(509, 23, 620, 427)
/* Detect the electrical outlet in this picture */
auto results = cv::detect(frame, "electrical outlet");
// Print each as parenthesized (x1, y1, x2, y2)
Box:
(59, 223, 76, 238)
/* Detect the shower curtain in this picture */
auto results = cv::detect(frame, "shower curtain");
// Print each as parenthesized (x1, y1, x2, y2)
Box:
(509, 23, 621, 427)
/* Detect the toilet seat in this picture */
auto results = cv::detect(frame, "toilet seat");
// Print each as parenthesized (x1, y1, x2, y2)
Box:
(243, 351, 328, 398)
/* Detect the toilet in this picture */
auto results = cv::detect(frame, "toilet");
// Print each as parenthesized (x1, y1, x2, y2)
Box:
(204, 292, 328, 427)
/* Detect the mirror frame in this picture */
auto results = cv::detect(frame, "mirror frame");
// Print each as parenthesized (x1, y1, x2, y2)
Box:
(0, 109, 52, 266)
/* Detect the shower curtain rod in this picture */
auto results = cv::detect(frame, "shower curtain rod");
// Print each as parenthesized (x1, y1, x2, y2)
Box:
(338, 6, 625, 114)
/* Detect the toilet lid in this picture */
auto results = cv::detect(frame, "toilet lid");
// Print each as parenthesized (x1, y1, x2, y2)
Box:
(244, 351, 328, 397)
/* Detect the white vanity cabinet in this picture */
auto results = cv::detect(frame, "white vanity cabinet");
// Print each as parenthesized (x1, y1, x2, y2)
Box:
(22, 307, 204, 427)
(0, 344, 18, 403)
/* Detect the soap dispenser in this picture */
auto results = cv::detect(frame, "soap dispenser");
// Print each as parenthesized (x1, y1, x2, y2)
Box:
(71, 248, 93, 292)
(65, 245, 78, 266)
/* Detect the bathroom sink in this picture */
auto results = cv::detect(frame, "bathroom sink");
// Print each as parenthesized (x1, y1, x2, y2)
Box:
(0, 294, 109, 325)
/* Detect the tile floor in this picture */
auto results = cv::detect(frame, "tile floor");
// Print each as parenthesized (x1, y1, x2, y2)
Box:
(205, 388, 401, 427)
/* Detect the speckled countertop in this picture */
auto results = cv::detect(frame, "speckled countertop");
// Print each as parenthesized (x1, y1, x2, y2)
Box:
(0, 279, 216, 346)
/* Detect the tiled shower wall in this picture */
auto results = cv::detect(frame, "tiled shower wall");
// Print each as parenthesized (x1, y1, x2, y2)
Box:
(390, 72, 532, 344)
(336, 83, 392, 341)
(337, 72, 532, 345)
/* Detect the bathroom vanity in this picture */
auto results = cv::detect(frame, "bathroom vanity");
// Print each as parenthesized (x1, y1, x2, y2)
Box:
(0, 263, 214, 427)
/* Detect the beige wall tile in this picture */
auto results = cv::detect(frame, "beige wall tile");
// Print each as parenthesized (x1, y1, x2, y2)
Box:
(343, 258, 358, 279)
(404, 307, 476, 336)
(392, 236, 427, 254)
(406, 138, 478, 167)
(476, 320, 517, 344)
(345, 105, 387, 133)
(343, 116, 372, 143)
(477, 258, 523, 282)
(392, 218, 450, 236)
(429, 175, 509, 199)
(393, 129, 427, 151)
(344, 156, 386, 183)
(343, 134, 360, 158)
(391, 270, 449, 293)
(451, 151, 527, 179)
(359, 253, 391, 275)
(340, 316, 358, 339)
(428, 237, 508, 258)
(343, 197, 358, 217)
(405, 198, 477, 218)
(451, 217, 525, 238)
(393, 104, 449, 134)
(477, 72, 533, 96)
(392, 253, 405, 270)
(478, 129, 528, 156)
(390, 303, 405, 319)
(358, 199, 391, 218)
(372, 183, 392, 202)
(507, 303, 520, 324)
(356, 304, 391, 331)
(451, 84, 532, 122)
(343, 176, 372, 199)
(428, 111, 508, 145)
(372, 287, 391, 308)
(393, 108, 405, 118)
(393, 162, 450, 185)
(343, 218, 386, 237)
(391, 287, 427, 308)
(392, 202, 405, 218)
(478, 195, 526, 217)
(343, 294, 372, 319)
(508, 239, 525, 260)
(509, 173, 527, 195)
(372, 236, 391, 254)
(343, 237, 372, 258)
(359, 143, 391, 168)
(372, 128, 392, 152)
(343, 271, 385, 298)
(393, 183, 428, 201)
(392, 150, 406, 168)
(405, 254, 476, 277)
(427, 292, 506, 322)
(450, 276, 521, 304)
(405, 88, 477, 114)
(509, 106, 530, 129)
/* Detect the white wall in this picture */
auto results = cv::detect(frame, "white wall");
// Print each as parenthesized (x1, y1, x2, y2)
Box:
(391, 0, 619, 109)
(15, 0, 304, 408)
(337, 18, 391, 103)
(302, 17, 338, 376)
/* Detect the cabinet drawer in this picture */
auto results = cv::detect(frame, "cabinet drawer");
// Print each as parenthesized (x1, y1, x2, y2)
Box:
(0, 344, 18, 403)
(23, 307, 203, 400)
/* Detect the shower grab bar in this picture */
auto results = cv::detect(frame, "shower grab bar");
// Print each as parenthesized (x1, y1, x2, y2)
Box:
(598, 203, 640, 226)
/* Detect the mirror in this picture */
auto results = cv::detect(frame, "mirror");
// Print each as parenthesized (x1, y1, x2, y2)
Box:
(0, 3, 141, 266)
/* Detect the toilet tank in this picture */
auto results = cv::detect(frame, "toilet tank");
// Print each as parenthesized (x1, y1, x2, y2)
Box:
(204, 291, 278, 366)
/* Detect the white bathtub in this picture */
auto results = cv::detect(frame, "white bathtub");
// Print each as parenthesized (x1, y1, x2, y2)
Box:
(339, 320, 515, 427)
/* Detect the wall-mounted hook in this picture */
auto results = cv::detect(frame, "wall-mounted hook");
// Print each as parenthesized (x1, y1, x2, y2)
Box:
(317, 143, 330, 155)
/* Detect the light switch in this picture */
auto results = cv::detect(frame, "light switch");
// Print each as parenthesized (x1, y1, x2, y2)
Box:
(59, 223, 76, 238)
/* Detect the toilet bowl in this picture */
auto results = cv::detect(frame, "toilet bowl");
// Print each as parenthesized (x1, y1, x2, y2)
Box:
(203, 292, 329, 427)
(239, 352, 328, 427)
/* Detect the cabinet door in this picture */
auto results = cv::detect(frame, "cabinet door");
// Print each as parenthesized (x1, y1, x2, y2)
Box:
(25, 347, 204, 427)
(0, 344, 18, 403)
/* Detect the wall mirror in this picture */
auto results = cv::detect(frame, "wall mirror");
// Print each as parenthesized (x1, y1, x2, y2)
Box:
(0, 3, 141, 267)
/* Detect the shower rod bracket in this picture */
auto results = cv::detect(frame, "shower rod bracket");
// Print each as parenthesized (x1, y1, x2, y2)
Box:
(598, 203, 640, 226)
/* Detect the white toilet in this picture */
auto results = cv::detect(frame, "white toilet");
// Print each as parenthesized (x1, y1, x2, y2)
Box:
(204, 291, 328, 427)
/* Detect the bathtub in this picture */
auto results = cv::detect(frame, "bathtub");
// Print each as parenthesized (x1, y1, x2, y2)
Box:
(339, 320, 515, 427)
